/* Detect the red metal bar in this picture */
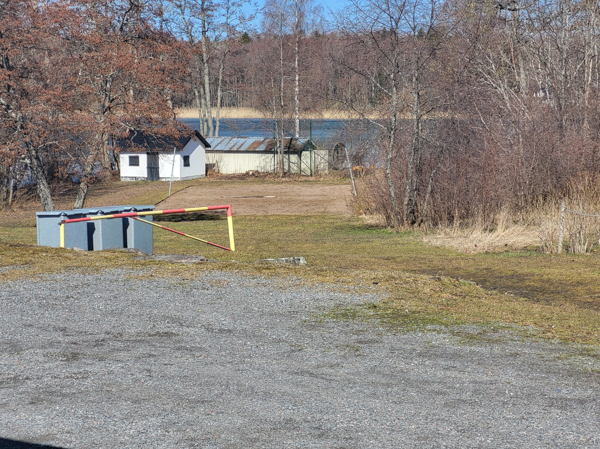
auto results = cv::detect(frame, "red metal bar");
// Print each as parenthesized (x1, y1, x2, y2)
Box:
(64, 212, 138, 223)
(207, 205, 233, 217)
(62, 206, 231, 224)
(158, 208, 188, 215)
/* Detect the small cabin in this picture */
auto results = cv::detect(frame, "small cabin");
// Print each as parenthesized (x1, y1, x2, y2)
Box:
(118, 130, 210, 181)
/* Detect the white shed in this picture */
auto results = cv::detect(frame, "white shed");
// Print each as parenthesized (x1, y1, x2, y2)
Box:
(119, 130, 210, 181)
(205, 137, 328, 175)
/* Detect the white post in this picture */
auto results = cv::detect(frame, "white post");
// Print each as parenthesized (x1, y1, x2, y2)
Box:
(169, 146, 176, 197)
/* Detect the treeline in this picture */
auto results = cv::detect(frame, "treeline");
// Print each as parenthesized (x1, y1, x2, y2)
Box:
(2, 0, 600, 227)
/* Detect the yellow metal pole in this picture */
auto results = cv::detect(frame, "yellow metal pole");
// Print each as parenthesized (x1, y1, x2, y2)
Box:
(227, 209, 235, 252)
(137, 206, 209, 217)
(59, 222, 65, 248)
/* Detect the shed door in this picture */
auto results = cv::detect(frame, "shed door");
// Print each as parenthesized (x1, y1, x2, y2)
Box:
(147, 152, 159, 181)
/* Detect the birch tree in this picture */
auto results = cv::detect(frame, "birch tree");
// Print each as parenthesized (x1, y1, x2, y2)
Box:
(263, 0, 312, 139)
(262, 0, 289, 176)
(168, 0, 252, 137)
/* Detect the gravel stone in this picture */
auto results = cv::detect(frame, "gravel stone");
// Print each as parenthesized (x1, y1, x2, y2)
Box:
(0, 270, 598, 448)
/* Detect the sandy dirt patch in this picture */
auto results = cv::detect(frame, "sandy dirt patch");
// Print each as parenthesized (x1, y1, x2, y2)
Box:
(157, 182, 353, 215)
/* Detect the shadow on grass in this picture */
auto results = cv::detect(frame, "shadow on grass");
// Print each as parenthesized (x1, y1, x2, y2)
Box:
(0, 438, 68, 449)
(154, 212, 225, 223)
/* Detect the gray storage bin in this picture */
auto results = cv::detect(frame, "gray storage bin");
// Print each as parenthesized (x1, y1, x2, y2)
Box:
(37, 204, 155, 254)
(36, 210, 89, 250)
(122, 205, 154, 255)
(84, 206, 126, 251)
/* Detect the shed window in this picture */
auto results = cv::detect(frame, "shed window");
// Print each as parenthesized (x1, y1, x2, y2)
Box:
(183, 155, 190, 167)
(129, 155, 139, 166)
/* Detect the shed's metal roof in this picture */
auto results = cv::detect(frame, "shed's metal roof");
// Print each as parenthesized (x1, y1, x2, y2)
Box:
(206, 137, 271, 152)
(206, 137, 309, 152)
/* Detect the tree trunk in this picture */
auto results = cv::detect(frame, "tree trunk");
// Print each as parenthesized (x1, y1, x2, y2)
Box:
(410, 115, 423, 217)
(386, 79, 399, 227)
(420, 155, 443, 226)
(179, 8, 207, 137)
(403, 80, 421, 226)
(272, 78, 279, 175)
(510, 6, 528, 95)
(279, 114, 285, 177)
(73, 181, 88, 209)
(101, 130, 111, 171)
(0, 166, 6, 209)
(113, 150, 120, 172)
(215, 53, 227, 137)
(200, 85, 209, 135)
(27, 145, 54, 211)
(73, 148, 98, 209)
(8, 176, 15, 206)
(201, 7, 214, 137)
(385, 136, 398, 226)
(294, 31, 300, 138)
(279, 31, 285, 177)
(193, 85, 206, 136)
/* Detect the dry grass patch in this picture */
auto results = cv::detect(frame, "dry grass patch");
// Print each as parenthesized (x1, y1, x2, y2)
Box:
(374, 273, 600, 344)
(175, 107, 381, 120)
(424, 207, 541, 253)
(424, 225, 540, 253)
(358, 214, 388, 227)
(533, 176, 600, 254)
(176, 107, 265, 119)
(325, 270, 600, 345)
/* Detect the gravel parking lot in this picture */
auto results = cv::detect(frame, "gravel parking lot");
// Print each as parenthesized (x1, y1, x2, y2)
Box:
(1, 269, 599, 448)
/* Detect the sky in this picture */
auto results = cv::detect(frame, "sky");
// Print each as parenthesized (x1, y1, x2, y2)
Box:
(246, 0, 351, 31)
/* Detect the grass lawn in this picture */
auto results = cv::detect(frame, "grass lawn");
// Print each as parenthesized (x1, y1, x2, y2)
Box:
(1, 179, 600, 348)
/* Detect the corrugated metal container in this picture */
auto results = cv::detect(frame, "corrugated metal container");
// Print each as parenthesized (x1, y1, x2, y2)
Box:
(122, 205, 154, 254)
(36, 210, 89, 250)
(36, 205, 155, 253)
(83, 206, 126, 251)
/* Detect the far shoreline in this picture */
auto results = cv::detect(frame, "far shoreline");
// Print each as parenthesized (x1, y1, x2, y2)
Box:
(176, 107, 376, 120)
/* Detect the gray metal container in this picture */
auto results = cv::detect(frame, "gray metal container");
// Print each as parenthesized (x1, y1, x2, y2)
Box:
(36, 205, 155, 253)
(84, 206, 126, 251)
(36, 210, 89, 250)
(122, 205, 155, 255)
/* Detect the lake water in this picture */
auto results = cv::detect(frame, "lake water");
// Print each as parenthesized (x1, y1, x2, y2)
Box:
(180, 118, 351, 141)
